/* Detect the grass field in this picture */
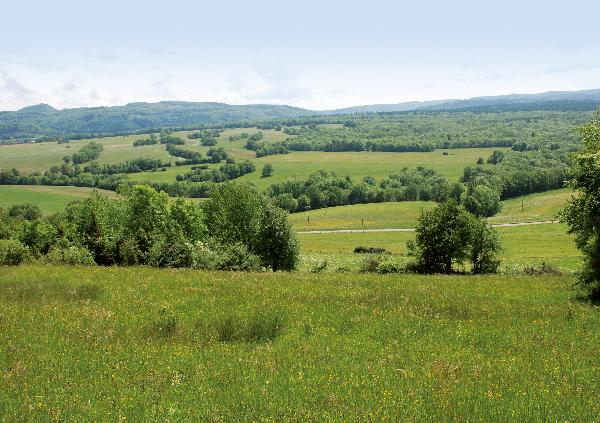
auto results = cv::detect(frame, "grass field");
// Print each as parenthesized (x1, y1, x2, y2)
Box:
(0, 185, 117, 214)
(0, 265, 597, 420)
(291, 189, 571, 231)
(490, 188, 572, 224)
(298, 223, 581, 271)
(0, 128, 503, 188)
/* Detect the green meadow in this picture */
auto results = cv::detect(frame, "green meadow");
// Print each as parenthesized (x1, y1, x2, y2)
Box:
(0, 127, 502, 189)
(0, 185, 117, 214)
(291, 189, 570, 232)
(298, 223, 580, 271)
(0, 265, 597, 421)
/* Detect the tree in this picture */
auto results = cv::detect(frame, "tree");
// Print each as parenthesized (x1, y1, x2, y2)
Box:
(8, 203, 42, 221)
(274, 193, 298, 212)
(414, 200, 502, 274)
(203, 182, 262, 248)
(262, 163, 274, 177)
(256, 203, 299, 271)
(561, 110, 600, 299)
(462, 184, 501, 217)
(469, 218, 501, 274)
(414, 200, 473, 273)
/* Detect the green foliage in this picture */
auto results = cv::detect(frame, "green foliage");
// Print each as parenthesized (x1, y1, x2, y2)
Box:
(413, 201, 502, 274)
(203, 182, 262, 248)
(262, 163, 274, 177)
(44, 245, 96, 266)
(72, 141, 103, 164)
(8, 203, 42, 221)
(462, 183, 501, 217)
(560, 110, 600, 298)
(17, 219, 58, 256)
(0, 239, 29, 265)
(256, 203, 299, 271)
(469, 218, 502, 274)
(414, 201, 474, 273)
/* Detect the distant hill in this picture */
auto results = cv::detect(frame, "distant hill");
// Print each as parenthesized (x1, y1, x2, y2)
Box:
(325, 99, 450, 114)
(326, 89, 600, 114)
(0, 101, 311, 141)
(421, 89, 600, 112)
(1, 89, 599, 141)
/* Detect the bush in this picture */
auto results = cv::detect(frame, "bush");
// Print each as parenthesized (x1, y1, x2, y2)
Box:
(147, 237, 194, 268)
(310, 260, 328, 273)
(523, 262, 562, 275)
(191, 241, 262, 271)
(470, 218, 501, 274)
(45, 245, 96, 266)
(359, 255, 384, 273)
(8, 203, 42, 221)
(354, 246, 389, 254)
(375, 261, 405, 274)
(0, 239, 29, 265)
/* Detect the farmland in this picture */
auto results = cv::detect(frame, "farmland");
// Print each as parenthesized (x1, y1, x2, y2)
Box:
(0, 265, 597, 421)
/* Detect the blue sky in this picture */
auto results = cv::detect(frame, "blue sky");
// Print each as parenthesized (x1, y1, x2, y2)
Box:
(1, 0, 599, 110)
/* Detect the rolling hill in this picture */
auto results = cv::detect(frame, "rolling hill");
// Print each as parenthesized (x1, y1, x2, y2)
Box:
(1, 88, 599, 141)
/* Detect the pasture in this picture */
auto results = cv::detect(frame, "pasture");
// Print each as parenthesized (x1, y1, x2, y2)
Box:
(0, 265, 597, 420)
(0, 128, 502, 190)
(0, 185, 117, 214)
(298, 223, 580, 271)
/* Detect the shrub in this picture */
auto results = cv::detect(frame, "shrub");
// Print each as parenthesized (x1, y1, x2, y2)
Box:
(45, 245, 96, 266)
(147, 237, 194, 268)
(359, 255, 384, 273)
(0, 239, 29, 265)
(354, 246, 389, 254)
(191, 241, 262, 271)
(469, 218, 501, 274)
(310, 260, 328, 273)
(523, 262, 562, 276)
(8, 203, 42, 221)
(375, 261, 405, 274)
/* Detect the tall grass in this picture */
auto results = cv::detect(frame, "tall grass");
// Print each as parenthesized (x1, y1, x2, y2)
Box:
(0, 265, 597, 420)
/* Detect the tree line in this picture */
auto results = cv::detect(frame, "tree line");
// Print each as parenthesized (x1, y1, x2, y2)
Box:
(0, 183, 299, 271)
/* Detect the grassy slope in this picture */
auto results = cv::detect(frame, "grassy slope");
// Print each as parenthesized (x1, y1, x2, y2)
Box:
(0, 186, 117, 214)
(0, 266, 597, 420)
(291, 188, 572, 231)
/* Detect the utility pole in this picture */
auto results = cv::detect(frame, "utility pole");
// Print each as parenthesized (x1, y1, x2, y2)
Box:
(521, 198, 524, 213)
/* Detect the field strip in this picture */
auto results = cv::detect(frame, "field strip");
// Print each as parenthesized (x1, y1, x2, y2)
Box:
(298, 220, 558, 234)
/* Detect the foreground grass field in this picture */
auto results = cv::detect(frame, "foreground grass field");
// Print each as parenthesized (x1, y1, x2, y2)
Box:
(0, 266, 597, 420)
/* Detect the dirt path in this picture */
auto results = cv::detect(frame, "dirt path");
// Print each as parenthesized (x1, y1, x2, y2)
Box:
(298, 220, 558, 234)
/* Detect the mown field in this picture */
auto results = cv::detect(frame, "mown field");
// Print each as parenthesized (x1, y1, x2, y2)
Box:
(0, 265, 597, 421)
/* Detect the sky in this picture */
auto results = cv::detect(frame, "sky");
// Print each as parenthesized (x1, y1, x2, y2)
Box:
(1, 0, 599, 111)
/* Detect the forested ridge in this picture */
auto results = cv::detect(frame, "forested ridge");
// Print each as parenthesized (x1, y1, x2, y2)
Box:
(1, 89, 599, 141)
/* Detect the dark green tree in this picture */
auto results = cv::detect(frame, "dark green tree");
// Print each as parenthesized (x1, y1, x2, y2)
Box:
(262, 163, 274, 177)
(561, 110, 600, 299)
(414, 200, 474, 273)
(469, 218, 501, 274)
(256, 203, 299, 271)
